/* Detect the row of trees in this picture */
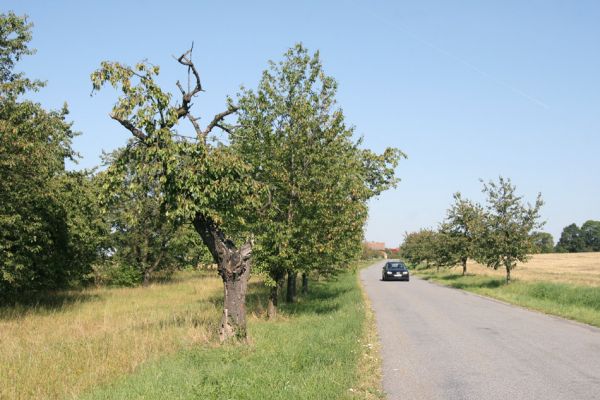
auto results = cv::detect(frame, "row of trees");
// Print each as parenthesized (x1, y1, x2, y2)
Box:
(510, 221, 600, 254)
(555, 221, 600, 253)
(401, 178, 543, 283)
(0, 13, 107, 297)
(1, 13, 402, 341)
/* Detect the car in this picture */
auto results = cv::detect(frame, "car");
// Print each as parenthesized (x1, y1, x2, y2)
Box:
(381, 261, 410, 281)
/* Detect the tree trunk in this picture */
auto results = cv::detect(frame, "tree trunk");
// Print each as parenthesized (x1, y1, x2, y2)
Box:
(267, 284, 278, 320)
(193, 213, 252, 342)
(221, 263, 249, 341)
(142, 270, 152, 287)
(267, 270, 284, 320)
(286, 271, 297, 303)
(301, 272, 308, 294)
(142, 252, 163, 287)
(506, 265, 511, 284)
(462, 258, 467, 276)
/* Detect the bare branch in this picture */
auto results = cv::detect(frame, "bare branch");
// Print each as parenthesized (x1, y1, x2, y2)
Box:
(203, 107, 239, 136)
(175, 47, 203, 119)
(186, 112, 203, 138)
(110, 113, 146, 141)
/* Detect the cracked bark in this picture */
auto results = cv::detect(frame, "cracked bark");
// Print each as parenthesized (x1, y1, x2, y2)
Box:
(193, 213, 252, 341)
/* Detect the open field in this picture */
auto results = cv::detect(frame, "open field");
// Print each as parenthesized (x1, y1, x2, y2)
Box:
(1, 264, 379, 400)
(415, 252, 600, 328)
(464, 252, 600, 286)
(0, 271, 223, 399)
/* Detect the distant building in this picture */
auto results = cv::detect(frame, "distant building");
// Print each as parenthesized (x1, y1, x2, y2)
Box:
(365, 241, 386, 251)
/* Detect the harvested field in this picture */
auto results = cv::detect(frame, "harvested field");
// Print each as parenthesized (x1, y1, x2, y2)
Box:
(465, 252, 600, 286)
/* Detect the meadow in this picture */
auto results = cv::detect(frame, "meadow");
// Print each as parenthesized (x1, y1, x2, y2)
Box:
(0, 265, 381, 400)
(415, 252, 600, 327)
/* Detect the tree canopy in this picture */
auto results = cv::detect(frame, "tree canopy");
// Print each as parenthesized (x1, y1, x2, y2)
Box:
(234, 43, 403, 316)
(474, 177, 544, 283)
(1, 12, 105, 298)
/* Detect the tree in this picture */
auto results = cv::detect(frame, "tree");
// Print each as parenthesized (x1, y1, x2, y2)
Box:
(92, 49, 257, 342)
(1, 12, 105, 297)
(440, 193, 483, 275)
(98, 147, 210, 286)
(555, 223, 585, 253)
(581, 220, 600, 252)
(530, 232, 554, 254)
(475, 177, 543, 283)
(233, 44, 402, 317)
(400, 229, 439, 268)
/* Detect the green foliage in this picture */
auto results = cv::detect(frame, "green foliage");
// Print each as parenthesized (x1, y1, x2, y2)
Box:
(98, 147, 211, 286)
(557, 221, 600, 253)
(91, 58, 258, 237)
(90, 262, 143, 287)
(530, 231, 554, 253)
(1, 12, 105, 297)
(400, 229, 440, 267)
(438, 192, 484, 271)
(555, 223, 585, 253)
(234, 43, 403, 288)
(0, 11, 41, 97)
(475, 177, 544, 282)
(581, 220, 600, 252)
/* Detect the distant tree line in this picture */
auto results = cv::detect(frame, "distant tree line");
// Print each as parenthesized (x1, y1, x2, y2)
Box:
(1, 13, 402, 340)
(555, 221, 600, 253)
(401, 177, 544, 283)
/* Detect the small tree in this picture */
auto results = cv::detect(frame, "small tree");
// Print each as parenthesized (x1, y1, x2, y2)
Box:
(440, 193, 483, 275)
(475, 177, 543, 283)
(400, 229, 439, 268)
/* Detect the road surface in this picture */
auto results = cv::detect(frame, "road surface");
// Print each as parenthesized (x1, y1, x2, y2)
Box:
(360, 261, 600, 400)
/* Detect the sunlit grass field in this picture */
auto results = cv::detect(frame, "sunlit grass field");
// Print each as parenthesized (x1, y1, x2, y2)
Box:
(1, 264, 381, 399)
(0, 271, 223, 399)
(415, 252, 600, 328)
(465, 252, 600, 286)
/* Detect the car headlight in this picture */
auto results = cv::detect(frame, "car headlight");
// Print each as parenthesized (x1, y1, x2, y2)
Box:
(386, 271, 392, 275)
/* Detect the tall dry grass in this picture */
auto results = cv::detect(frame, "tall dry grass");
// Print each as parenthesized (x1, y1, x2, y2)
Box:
(0, 271, 223, 400)
(465, 252, 600, 286)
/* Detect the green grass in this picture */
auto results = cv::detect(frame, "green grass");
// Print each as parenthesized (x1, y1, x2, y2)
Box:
(80, 269, 379, 400)
(416, 270, 600, 327)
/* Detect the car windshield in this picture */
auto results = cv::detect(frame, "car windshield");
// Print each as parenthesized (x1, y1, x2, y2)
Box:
(386, 263, 406, 270)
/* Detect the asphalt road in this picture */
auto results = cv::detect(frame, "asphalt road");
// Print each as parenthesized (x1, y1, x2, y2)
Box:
(360, 261, 600, 400)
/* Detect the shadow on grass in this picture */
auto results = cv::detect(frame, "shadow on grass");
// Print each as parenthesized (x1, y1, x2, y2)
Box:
(435, 274, 505, 290)
(206, 278, 345, 318)
(0, 291, 102, 320)
(279, 282, 344, 316)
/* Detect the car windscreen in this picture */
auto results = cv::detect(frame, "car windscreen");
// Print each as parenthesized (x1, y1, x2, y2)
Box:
(386, 263, 407, 270)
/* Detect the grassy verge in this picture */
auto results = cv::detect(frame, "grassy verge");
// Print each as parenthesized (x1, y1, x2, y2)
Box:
(353, 261, 384, 399)
(415, 269, 600, 328)
(80, 268, 376, 399)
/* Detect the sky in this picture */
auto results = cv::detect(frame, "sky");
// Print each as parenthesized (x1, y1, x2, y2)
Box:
(5, 0, 600, 247)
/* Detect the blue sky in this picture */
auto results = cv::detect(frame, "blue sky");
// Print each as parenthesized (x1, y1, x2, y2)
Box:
(5, 1, 600, 247)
